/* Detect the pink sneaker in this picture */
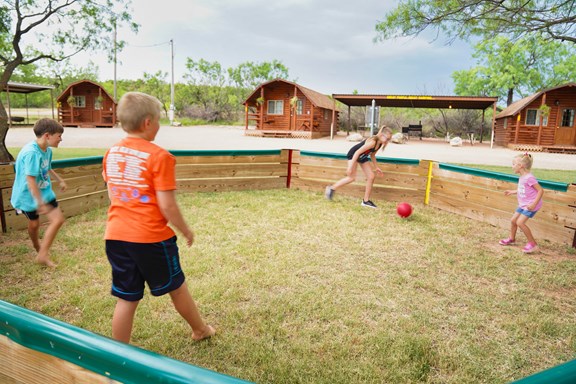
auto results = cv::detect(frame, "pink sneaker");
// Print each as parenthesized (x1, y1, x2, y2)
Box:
(522, 242, 538, 253)
(499, 238, 515, 246)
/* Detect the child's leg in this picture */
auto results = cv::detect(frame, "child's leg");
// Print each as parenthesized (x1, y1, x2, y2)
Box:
(360, 162, 375, 202)
(27, 219, 41, 252)
(112, 298, 140, 343)
(36, 207, 65, 267)
(331, 160, 357, 190)
(169, 282, 215, 341)
(508, 211, 521, 241)
(516, 215, 536, 244)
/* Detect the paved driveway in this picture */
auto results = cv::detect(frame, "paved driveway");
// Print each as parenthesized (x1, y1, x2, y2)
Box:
(6, 125, 575, 170)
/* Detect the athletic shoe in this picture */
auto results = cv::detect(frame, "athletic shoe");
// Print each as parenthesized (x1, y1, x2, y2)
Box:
(361, 200, 377, 208)
(325, 186, 334, 200)
(498, 238, 515, 246)
(522, 242, 538, 253)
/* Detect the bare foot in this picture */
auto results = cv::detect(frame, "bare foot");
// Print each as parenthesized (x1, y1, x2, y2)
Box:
(193, 325, 216, 341)
(35, 257, 57, 268)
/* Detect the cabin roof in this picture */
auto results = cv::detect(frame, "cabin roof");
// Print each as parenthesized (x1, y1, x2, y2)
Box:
(244, 79, 335, 110)
(58, 79, 115, 102)
(495, 82, 576, 119)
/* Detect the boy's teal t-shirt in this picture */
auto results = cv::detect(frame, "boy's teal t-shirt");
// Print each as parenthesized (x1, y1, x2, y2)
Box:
(10, 141, 56, 212)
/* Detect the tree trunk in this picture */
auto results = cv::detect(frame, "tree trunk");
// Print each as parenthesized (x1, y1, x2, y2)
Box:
(0, 99, 15, 163)
(506, 88, 514, 106)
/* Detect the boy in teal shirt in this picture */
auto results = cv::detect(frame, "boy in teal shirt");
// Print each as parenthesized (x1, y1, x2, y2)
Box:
(11, 118, 67, 267)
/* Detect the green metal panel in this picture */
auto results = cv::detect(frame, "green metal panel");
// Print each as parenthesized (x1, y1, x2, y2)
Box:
(438, 163, 569, 192)
(511, 359, 576, 383)
(52, 156, 104, 169)
(299, 150, 420, 165)
(0, 300, 251, 384)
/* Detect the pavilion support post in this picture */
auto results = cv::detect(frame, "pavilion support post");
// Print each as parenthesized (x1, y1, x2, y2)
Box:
(537, 93, 546, 145)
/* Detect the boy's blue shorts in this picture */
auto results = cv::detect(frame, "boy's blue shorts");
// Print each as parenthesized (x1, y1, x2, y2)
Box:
(516, 207, 537, 218)
(105, 236, 185, 301)
(18, 199, 58, 220)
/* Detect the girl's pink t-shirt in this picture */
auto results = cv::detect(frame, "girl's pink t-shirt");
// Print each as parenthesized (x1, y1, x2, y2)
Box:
(517, 173, 542, 211)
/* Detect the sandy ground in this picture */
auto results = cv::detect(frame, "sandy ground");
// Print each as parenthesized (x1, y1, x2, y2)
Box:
(6, 125, 576, 170)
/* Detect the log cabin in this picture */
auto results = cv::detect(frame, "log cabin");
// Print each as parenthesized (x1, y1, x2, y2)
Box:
(57, 80, 116, 128)
(243, 79, 338, 139)
(494, 83, 576, 152)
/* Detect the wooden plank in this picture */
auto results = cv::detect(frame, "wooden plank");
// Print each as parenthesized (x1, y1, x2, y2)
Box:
(432, 178, 576, 228)
(429, 194, 575, 246)
(177, 177, 286, 193)
(54, 164, 103, 178)
(0, 335, 120, 384)
(291, 178, 424, 202)
(175, 163, 287, 179)
(296, 166, 427, 190)
(175, 154, 282, 165)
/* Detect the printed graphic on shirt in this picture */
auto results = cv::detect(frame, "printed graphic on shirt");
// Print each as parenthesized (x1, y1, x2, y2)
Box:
(106, 146, 152, 204)
(39, 158, 50, 189)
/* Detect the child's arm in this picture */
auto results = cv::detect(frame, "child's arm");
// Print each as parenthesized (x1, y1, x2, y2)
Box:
(526, 183, 544, 211)
(157, 190, 195, 247)
(49, 169, 67, 192)
(504, 189, 517, 196)
(26, 175, 51, 214)
(369, 152, 383, 174)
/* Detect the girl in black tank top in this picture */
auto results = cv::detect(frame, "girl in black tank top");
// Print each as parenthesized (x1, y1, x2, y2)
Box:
(325, 126, 392, 208)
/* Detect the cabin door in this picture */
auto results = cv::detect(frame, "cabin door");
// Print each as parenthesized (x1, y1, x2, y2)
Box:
(555, 104, 576, 146)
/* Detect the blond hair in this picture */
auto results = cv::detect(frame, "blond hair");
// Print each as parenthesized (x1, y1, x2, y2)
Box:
(367, 125, 393, 151)
(117, 92, 162, 133)
(515, 153, 534, 170)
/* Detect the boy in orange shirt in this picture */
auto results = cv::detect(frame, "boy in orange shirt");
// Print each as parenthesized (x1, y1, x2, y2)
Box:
(102, 92, 215, 343)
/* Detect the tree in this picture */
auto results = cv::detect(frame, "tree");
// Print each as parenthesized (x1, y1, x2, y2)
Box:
(452, 35, 576, 105)
(374, 0, 576, 44)
(0, 0, 137, 163)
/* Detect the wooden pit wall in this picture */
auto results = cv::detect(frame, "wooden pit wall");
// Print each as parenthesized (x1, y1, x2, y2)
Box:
(0, 150, 289, 233)
(429, 164, 576, 246)
(290, 151, 429, 203)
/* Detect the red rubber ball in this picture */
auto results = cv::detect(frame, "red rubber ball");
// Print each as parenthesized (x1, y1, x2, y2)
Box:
(397, 202, 413, 218)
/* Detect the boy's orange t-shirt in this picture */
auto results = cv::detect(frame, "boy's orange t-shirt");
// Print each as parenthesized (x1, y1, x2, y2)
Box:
(102, 137, 176, 243)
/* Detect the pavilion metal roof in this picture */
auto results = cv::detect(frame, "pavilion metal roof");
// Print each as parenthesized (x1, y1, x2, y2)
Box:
(3, 81, 55, 94)
(332, 94, 498, 110)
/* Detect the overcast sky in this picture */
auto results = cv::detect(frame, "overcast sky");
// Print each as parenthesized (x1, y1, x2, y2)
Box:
(70, 0, 476, 96)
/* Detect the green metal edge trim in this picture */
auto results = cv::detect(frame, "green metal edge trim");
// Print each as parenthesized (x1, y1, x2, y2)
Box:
(169, 150, 282, 157)
(511, 358, 576, 384)
(439, 163, 569, 192)
(299, 150, 420, 165)
(0, 300, 251, 384)
(52, 156, 104, 169)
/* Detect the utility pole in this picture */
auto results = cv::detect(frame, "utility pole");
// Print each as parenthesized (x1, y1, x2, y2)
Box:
(113, 21, 117, 101)
(169, 39, 175, 125)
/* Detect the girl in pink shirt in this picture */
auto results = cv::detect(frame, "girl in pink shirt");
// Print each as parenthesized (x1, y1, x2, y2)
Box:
(499, 153, 544, 253)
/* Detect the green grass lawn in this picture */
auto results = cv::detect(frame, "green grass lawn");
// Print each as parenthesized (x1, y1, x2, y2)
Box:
(1, 189, 575, 383)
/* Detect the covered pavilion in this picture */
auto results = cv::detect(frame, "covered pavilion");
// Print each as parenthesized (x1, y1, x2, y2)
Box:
(331, 94, 498, 144)
(2, 81, 55, 127)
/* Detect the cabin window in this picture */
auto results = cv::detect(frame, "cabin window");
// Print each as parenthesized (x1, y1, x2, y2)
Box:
(525, 109, 547, 126)
(324, 109, 330, 120)
(561, 109, 575, 127)
(73, 96, 86, 108)
(296, 99, 303, 115)
(267, 100, 284, 115)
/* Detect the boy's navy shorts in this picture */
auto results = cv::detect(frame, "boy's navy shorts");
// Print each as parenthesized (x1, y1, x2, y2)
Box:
(18, 199, 58, 220)
(105, 236, 185, 302)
